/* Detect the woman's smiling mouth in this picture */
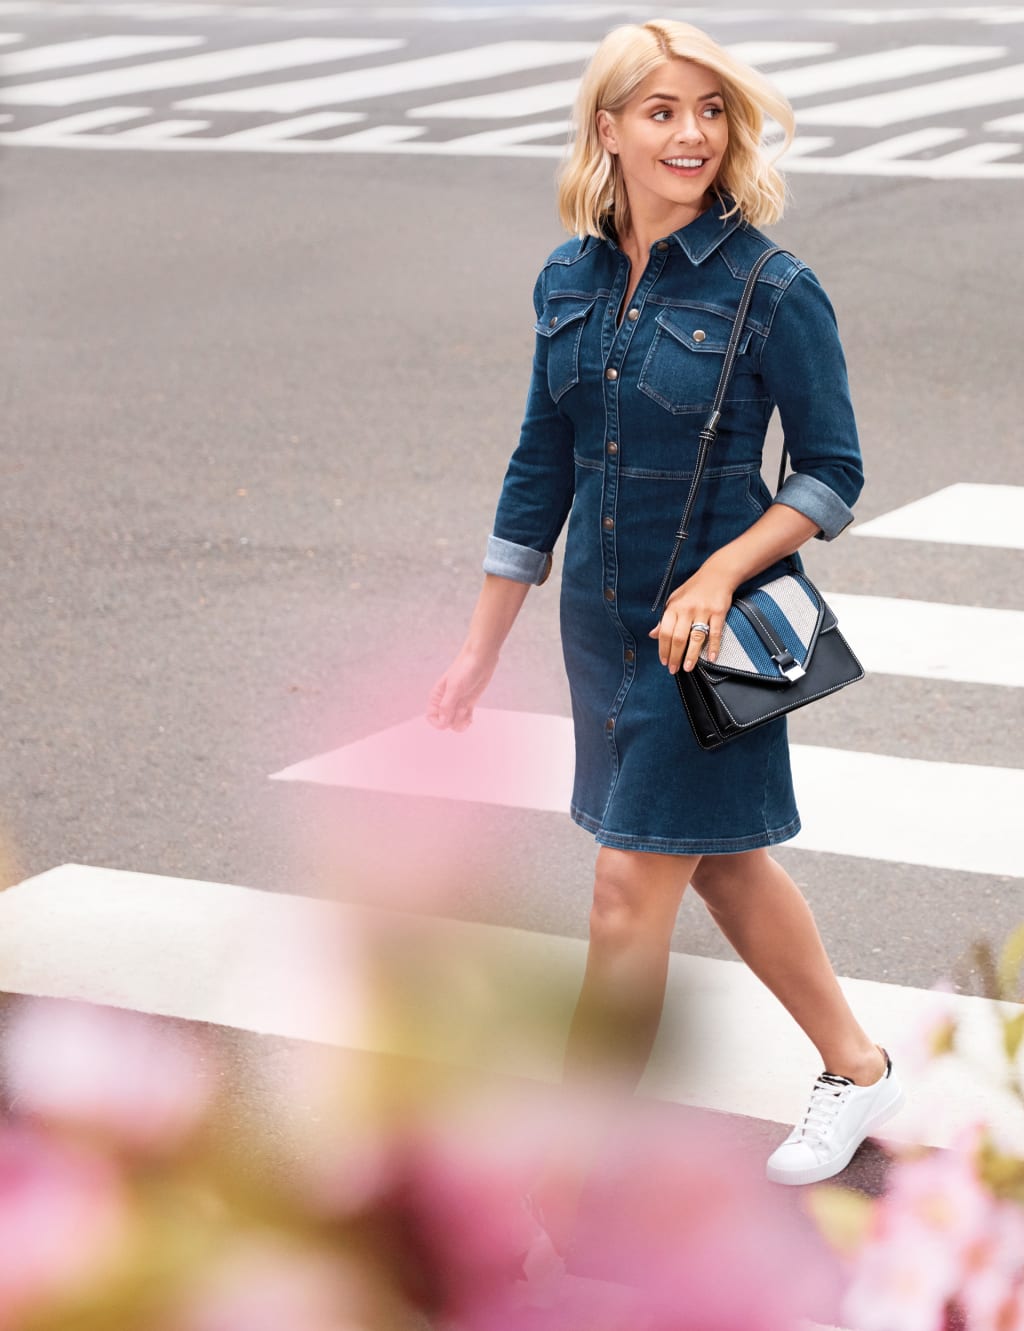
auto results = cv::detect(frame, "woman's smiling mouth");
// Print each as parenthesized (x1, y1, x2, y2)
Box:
(661, 156, 709, 174)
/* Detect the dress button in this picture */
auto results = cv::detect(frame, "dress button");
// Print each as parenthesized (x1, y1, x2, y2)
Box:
(606, 440, 618, 453)
(605, 367, 618, 380)
(624, 648, 635, 662)
(693, 329, 706, 342)
(606, 717, 615, 730)
(604, 587, 615, 601)
(548, 315, 558, 327)
(627, 308, 639, 321)
(602, 515, 614, 529)
(656, 241, 668, 251)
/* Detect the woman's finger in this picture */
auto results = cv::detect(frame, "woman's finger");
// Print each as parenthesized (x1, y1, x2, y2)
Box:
(680, 617, 711, 673)
(707, 615, 726, 665)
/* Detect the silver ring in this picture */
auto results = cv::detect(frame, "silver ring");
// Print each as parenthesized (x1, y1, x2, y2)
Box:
(689, 621, 711, 637)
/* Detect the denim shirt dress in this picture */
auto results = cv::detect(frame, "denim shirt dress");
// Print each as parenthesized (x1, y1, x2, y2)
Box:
(482, 197, 864, 855)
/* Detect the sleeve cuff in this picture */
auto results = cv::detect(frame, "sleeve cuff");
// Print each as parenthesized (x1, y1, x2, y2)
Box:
(772, 472, 855, 542)
(482, 534, 553, 585)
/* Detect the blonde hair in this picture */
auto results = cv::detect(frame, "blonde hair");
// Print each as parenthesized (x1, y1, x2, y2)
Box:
(557, 19, 795, 238)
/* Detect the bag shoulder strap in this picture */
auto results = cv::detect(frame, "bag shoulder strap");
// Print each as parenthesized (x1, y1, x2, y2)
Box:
(650, 245, 794, 614)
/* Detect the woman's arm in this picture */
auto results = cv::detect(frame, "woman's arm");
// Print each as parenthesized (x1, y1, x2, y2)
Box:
(651, 261, 864, 677)
(649, 504, 820, 676)
(429, 259, 574, 730)
(427, 574, 531, 730)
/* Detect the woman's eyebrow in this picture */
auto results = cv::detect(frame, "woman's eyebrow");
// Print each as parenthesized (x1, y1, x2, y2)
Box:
(640, 91, 724, 103)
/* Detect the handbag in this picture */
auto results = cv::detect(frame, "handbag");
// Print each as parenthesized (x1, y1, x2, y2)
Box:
(650, 245, 865, 751)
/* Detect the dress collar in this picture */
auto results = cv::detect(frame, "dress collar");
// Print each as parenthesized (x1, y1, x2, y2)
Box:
(596, 193, 743, 264)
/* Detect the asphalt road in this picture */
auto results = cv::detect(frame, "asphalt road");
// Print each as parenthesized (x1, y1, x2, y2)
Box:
(3, 2, 1023, 1002)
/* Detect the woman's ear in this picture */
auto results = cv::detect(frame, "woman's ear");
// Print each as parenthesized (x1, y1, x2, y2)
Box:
(595, 108, 618, 155)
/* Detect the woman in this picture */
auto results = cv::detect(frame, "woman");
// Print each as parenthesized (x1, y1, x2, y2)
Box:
(427, 18, 905, 1262)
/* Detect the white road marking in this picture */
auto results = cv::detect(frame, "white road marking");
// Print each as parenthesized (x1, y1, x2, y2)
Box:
(270, 709, 1024, 878)
(824, 126, 966, 162)
(775, 135, 837, 157)
(799, 61, 1024, 126)
(2, 3, 1024, 20)
(409, 43, 838, 119)
(110, 117, 211, 139)
(0, 37, 405, 106)
(853, 483, 1024, 549)
(410, 78, 583, 121)
(219, 110, 366, 141)
(986, 110, 1024, 129)
(934, 139, 1023, 162)
(176, 40, 598, 113)
(1, 113, 1020, 176)
(432, 120, 571, 149)
(771, 43, 1006, 99)
(4, 104, 149, 137)
(1, 34, 202, 75)
(1, 862, 1021, 1154)
(822, 593, 1024, 688)
(320, 121, 425, 144)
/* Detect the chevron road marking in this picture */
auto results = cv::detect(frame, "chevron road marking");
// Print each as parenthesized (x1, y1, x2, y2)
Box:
(2, 34, 203, 74)
(409, 41, 839, 119)
(1, 862, 1021, 1155)
(219, 110, 366, 141)
(771, 42, 1006, 98)
(1, 3, 1023, 19)
(270, 708, 1024, 879)
(799, 61, 1024, 125)
(178, 40, 598, 113)
(987, 110, 1024, 130)
(0, 37, 404, 105)
(853, 483, 1024, 549)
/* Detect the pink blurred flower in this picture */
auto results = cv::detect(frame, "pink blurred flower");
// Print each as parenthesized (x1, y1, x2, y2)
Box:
(173, 1237, 370, 1331)
(354, 1083, 843, 1331)
(3, 997, 215, 1154)
(840, 1126, 1018, 1331)
(0, 1123, 128, 1325)
(959, 1198, 1024, 1331)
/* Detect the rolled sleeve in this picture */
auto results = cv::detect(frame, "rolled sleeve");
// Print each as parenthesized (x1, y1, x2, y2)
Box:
(759, 265, 864, 541)
(481, 267, 575, 584)
(773, 471, 854, 541)
(482, 534, 553, 585)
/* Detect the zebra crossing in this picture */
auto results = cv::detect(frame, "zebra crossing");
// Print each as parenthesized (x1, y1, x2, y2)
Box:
(2, 481, 1023, 1190)
(1, 18, 1023, 176)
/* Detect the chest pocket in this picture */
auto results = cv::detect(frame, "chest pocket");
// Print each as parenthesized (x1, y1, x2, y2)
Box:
(637, 306, 765, 416)
(535, 295, 598, 403)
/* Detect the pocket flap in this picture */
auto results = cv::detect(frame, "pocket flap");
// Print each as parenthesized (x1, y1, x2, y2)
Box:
(534, 295, 598, 337)
(654, 307, 753, 355)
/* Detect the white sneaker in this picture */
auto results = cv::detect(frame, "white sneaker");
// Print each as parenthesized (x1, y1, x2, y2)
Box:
(766, 1046, 906, 1186)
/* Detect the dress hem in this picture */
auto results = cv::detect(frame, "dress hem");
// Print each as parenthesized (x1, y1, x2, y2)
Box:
(569, 805, 802, 855)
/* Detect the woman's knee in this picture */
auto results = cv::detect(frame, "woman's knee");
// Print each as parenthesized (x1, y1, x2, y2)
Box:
(589, 847, 697, 947)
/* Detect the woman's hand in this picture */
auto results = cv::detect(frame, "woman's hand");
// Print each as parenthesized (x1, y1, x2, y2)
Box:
(647, 563, 739, 674)
(427, 647, 500, 731)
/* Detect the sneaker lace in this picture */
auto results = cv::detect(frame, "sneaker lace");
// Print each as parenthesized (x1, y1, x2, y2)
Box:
(798, 1076, 854, 1151)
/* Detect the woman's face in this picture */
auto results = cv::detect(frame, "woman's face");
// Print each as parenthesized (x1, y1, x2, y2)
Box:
(596, 59, 729, 224)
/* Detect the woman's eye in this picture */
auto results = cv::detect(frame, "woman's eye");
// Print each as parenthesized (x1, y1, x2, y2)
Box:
(652, 108, 671, 121)
(703, 105, 724, 118)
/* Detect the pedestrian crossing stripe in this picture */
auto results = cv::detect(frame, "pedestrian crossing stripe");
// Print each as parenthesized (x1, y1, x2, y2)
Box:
(0, 33, 1021, 176)
(269, 708, 1024, 879)
(852, 482, 1024, 549)
(1, 862, 1020, 1159)
(2, 3, 1024, 21)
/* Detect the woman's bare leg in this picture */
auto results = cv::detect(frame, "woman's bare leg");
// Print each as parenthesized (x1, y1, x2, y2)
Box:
(690, 848, 886, 1085)
(528, 845, 699, 1253)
